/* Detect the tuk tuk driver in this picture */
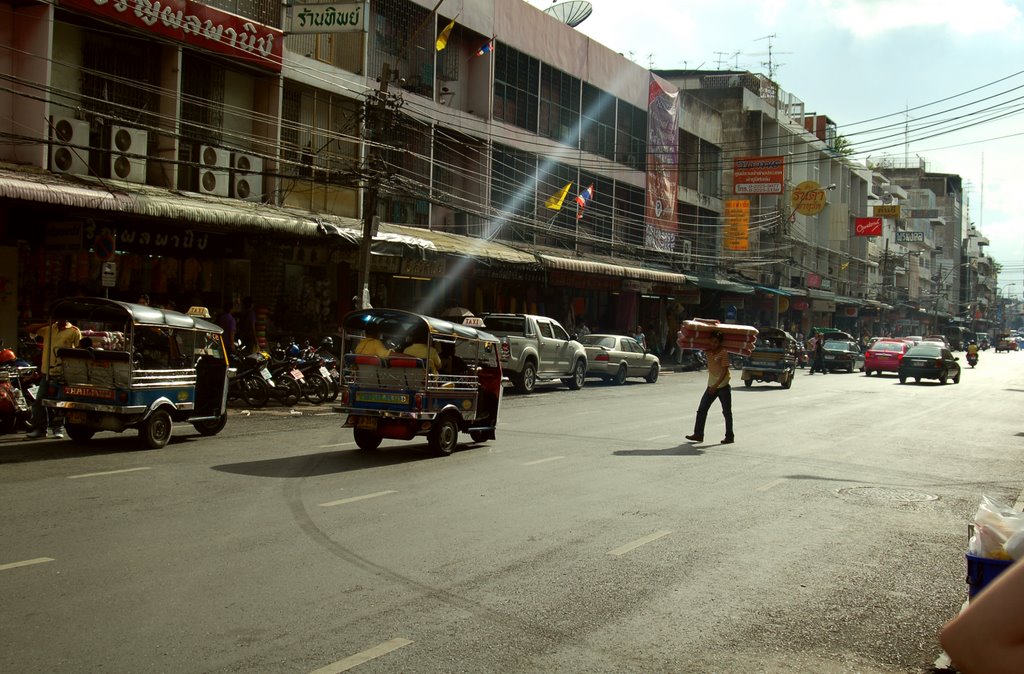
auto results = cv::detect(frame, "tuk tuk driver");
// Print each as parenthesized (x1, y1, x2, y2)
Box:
(354, 323, 391, 357)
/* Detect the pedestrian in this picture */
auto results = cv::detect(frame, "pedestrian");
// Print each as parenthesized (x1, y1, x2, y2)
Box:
(809, 333, 827, 375)
(24, 317, 82, 440)
(217, 301, 237, 352)
(634, 324, 647, 350)
(137, 293, 150, 306)
(685, 330, 734, 445)
(575, 317, 590, 339)
(941, 558, 1024, 672)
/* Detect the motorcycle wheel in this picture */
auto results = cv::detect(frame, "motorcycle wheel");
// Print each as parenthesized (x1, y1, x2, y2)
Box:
(303, 373, 329, 404)
(324, 377, 340, 403)
(274, 376, 301, 406)
(240, 377, 270, 408)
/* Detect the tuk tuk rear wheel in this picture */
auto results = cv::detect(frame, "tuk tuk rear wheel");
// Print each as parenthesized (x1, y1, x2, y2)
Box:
(65, 424, 96, 442)
(141, 409, 173, 449)
(353, 427, 382, 450)
(192, 414, 227, 436)
(469, 430, 490, 443)
(429, 416, 459, 456)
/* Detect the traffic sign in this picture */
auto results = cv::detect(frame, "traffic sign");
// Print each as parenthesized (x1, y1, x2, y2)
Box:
(95, 232, 116, 261)
(101, 261, 117, 287)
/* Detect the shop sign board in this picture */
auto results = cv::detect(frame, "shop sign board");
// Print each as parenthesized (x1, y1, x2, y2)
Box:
(895, 231, 925, 243)
(622, 279, 653, 293)
(873, 204, 901, 218)
(806, 272, 822, 289)
(723, 199, 750, 251)
(733, 156, 784, 194)
(290, 2, 366, 34)
(47, 222, 83, 252)
(855, 217, 883, 237)
(791, 181, 827, 216)
(811, 299, 835, 313)
(334, 251, 401, 273)
(62, 0, 284, 73)
(402, 257, 446, 277)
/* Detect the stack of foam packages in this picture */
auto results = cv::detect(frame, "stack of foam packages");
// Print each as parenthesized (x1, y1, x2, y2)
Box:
(676, 319, 759, 357)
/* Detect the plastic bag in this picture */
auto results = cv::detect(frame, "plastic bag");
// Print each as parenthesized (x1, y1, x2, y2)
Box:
(968, 495, 1024, 560)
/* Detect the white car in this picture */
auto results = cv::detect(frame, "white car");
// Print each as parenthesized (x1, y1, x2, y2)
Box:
(579, 334, 660, 384)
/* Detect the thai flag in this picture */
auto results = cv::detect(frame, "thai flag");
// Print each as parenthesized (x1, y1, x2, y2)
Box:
(575, 184, 594, 220)
(475, 41, 493, 56)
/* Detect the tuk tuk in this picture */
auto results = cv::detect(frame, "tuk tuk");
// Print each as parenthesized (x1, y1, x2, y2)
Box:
(741, 327, 798, 388)
(335, 309, 503, 456)
(995, 332, 1017, 352)
(41, 297, 229, 448)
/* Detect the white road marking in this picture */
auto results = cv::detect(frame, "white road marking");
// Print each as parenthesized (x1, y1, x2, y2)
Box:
(521, 456, 565, 466)
(320, 490, 396, 507)
(319, 442, 356, 448)
(309, 638, 413, 673)
(646, 434, 669, 442)
(0, 557, 54, 572)
(67, 467, 151, 480)
(608, 530, 672, 556)
(756, 478, 786, 492)
(314, 412, 336, 416)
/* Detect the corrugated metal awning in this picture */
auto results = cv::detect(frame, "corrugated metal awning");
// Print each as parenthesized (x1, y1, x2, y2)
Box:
(807, 288, 836, 300)
(693, 274, 754, 294)
(384, 223, 539, 265)
(539, 254, 694, 285)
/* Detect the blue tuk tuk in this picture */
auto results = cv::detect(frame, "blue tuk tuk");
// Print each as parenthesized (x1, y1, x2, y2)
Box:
(42, 297, 229, 448)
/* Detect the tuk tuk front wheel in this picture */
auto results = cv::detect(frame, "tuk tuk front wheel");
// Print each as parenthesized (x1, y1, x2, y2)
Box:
(192, 414, 227, 436)
(141, 409, 173, 449)
(429, 415, 459, 456)
(65, 424, 96, 442)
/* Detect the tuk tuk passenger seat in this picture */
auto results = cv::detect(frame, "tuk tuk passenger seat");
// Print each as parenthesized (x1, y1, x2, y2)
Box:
(345, 354, 385, 387)
(381, 355, 427, 389)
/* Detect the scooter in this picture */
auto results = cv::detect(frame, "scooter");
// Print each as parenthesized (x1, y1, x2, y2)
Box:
(966, 351, 978, 368)
(0, 345, 36, 434)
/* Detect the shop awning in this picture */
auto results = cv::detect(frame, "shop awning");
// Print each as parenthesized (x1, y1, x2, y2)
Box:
(836, 295, 865, 306)
(755, 285, 792, 296)
(383, 223, 539, 265)
(539, 254, 694, 285)
(807, 288, 836, 301)
(779, 286, 807, 296)
(693, 275, 755, 294)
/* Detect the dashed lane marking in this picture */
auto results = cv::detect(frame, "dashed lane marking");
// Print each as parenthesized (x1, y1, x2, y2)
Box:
(521, 456, 565, 466)
(608, 530, 672, 556)
(320, 490, 397, 507)
(308, 638, 413, 673)
(67, 467, 152, 480)
(0, 557, 55, 572)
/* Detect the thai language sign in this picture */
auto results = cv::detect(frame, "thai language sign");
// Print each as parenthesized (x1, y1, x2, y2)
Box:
(733, 156, 784, 195)
(62, 0, 284, 73)
(724, 199, 750, 251)
(873, 204, 901, 218)
(895, 231, 925, 243)
(291, 3, 366, 34)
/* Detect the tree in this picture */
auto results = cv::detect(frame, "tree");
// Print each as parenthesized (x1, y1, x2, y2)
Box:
(832, 135, 854, 157)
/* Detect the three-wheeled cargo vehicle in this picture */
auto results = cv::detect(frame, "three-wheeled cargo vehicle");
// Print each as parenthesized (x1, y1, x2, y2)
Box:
(334, 309, 503, 456)
(41, 298, 229, 448)
(741, 327, 798, 388)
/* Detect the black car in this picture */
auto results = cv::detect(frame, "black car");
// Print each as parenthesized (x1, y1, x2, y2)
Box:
(822, 340, 864, 373)
(898, 344, 961, 384)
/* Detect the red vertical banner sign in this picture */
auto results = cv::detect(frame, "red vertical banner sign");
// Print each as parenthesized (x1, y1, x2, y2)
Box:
(724, 199, 750, 251)
(644, 74, 680, 252)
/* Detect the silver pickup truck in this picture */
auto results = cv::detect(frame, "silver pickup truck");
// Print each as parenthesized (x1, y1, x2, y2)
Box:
(481, 313, 587, 393)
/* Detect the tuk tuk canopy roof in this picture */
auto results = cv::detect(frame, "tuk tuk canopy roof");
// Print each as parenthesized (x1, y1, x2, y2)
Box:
(343, 309, 499, 343)
(50, 297, 224, 333)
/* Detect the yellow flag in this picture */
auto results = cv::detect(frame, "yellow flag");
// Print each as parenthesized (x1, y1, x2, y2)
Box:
(544, 182, 572, 210)
(841, 261, 850, 271)
(436, 18, 456, 51)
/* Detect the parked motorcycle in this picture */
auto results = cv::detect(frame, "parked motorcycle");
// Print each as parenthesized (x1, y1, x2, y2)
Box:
(0, 347, 34, 434)
(227, 349, 274, 408)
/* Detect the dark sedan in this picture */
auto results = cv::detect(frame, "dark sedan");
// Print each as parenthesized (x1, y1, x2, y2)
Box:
(898, 344, 961, 384)
(822, 340, 864, 373)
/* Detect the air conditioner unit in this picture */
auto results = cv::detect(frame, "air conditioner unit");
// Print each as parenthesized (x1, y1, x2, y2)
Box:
(108, 126, 148, 183)
(680, 239, 693, 265)
(50, 116, 90, 176)
(231, 153, 263, 202)
(198, 145, 230, 196)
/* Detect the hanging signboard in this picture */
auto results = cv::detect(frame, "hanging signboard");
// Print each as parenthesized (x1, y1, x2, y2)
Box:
(895, 231, 925, 243)
(723, 199, 750, 251)
(873, 204, 901, 218)
(791, 181, 827, 216)
(854, 217, 883, 237)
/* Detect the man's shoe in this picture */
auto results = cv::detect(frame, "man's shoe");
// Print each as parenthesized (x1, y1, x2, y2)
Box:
(51, 429, 65, 440)
(721, 436, 735, 445)
(685, 434, 703, 442)
(25, 429, 45, 439)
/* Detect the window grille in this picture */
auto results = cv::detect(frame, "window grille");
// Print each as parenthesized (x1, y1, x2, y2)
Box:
(280, 82, 360, 181)
(493, 43, 538, 132)
(368, 0, 433, 98)
(81, 32, 158, 129)
(490, 143, 537, 242)
(538, 65, 580, 144)
(198, 0, 280, 28)
(616, 101, 647, 172)
(697, 140, 721, 197)
(581, 83, 614, 160)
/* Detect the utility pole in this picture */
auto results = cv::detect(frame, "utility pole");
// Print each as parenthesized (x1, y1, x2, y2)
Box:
(357, 62, 392, 309)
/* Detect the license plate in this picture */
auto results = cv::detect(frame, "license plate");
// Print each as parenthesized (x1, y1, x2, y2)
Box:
(67, 411, 87, 424)
(330, 369, 340, 380)
(290, 368, 304, 381)
(260, 368, 272, 381)
(319, 366, 330, 377)
(28, 385, 39, 399)
(356, 416, 377, 430)
(912, 360, 927, 366)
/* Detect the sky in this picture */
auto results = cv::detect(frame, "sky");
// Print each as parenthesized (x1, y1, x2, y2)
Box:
(526, 0, 1024, 294)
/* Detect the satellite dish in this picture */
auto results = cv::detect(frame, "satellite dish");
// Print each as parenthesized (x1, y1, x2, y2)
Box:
(543, 0, 593, 28)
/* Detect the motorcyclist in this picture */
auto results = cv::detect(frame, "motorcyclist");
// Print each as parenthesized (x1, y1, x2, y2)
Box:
(967, 340, 979, 366)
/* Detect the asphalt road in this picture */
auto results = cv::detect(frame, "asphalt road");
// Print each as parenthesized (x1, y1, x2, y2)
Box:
(3, 351, 1022, 673)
